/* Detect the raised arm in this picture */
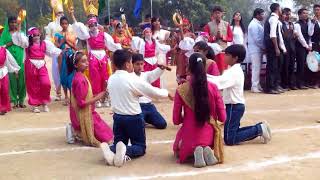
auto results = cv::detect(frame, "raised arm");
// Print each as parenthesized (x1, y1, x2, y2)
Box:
(44, 40, 62, 57)
(104, 32, 122, 52)
(145, 67, 165, 83)
(72, 22, 90, 40)
(11, 31, 29, 48)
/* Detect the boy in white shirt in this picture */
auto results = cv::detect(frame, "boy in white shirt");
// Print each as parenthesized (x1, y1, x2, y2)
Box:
(132, 53, 168, 129)
(100, 50, 172, 167)
(207, 44, 272, 145)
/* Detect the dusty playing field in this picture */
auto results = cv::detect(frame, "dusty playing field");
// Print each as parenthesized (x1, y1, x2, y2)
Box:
(0, 60, 320, 180)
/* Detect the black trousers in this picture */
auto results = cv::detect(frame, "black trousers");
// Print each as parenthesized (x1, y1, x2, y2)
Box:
(295, 46, 307, 87)
(281, 48, 296, 88)
(266, 50, 283, 91)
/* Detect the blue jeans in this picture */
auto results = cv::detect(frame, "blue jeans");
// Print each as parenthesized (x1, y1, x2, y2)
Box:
(110, 114, 146, 158)
(140, 103, 167, 129)
(224, 104, 262, 146)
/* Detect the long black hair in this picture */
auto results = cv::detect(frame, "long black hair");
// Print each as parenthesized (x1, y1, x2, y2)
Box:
(188, 53, 210, 127)
(151, 16, 160, 33)
(231, 11, 246, 34)
(194, 41, 215, 60)
(67, 51, 84, 73)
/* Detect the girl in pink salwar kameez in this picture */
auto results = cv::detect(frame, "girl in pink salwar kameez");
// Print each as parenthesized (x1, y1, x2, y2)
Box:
(0, 47, 20, 115)
(71, 17, 122, 108)
(25, 27, 62, 113)
(66, 51, 113, 147)
(172, 53, 226, 168)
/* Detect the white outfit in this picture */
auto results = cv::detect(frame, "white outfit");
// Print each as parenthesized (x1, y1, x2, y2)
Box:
(108, 70, 169, 115)
(45, 20, 64, 91)
(0, 49, 20, 79)
(153, 29, 170, 65)
(133, 68, 165, 103)
(152, 30, 170, 89)
(179, 37, 195, 58)
(207, 63, 245, 104)
(231, 26, 245, 45)
(247, 18, 265, 90)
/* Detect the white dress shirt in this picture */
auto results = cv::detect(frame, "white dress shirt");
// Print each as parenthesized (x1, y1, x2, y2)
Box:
(247, 18, 265, 54)
(308, 19, 320, 40)
(133, 68, 165, 104)
(207, 63, 245, 104)
(269, 13, 287, 53)
(108, 70, 168, 115)
(294, 21, 312, 49)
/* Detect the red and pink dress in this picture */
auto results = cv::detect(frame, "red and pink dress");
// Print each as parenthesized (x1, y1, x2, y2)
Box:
(70, 72, 113, 143)
(25, 40, 61, 106)
(172, 81, 226, 163)
(0, 47, 20, 113)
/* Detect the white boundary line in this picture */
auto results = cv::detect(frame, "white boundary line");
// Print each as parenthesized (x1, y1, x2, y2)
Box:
(0, 147, 95, 157)
(0, 125, 319, 157)
(0, 127, 65, 134)
(113, 151, 320, 180)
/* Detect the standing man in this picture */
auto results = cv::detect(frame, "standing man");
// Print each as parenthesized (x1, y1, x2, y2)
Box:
(248, 8, 265, 93)
(45, 1, 65, 101)
(264, 3, 287, 94)
(281, 8, 298, 90)
(204, 6, 233, 74)
(308, 4, 320, 88)
(0, 16, 28, 108)
(294, 8, 312, 89)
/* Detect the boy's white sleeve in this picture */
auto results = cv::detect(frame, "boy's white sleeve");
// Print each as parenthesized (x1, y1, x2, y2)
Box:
(207, 71, 235, 90)
(145, 68, 164, 84)
(132, 76, 168, 99)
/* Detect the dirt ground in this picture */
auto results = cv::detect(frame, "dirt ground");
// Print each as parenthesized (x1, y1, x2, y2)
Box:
(0, 59, 320, 180)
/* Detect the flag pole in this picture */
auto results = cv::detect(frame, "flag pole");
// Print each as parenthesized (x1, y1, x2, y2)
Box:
(107, 0, 110, 24)
(150, 0, 153, 17)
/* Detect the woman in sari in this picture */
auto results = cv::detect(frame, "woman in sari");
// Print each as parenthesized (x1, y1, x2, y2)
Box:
(54, 16, 77, 106)
(66, 51, 113, 146)
(172, 53, 226, 168)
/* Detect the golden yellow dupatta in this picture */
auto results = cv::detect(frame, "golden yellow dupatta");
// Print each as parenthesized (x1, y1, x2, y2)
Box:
(71, 76, 100, 147)
(177, 82, 224, 163)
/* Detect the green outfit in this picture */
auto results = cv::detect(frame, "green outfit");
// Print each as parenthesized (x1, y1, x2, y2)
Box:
(0, 20, 26, 105)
